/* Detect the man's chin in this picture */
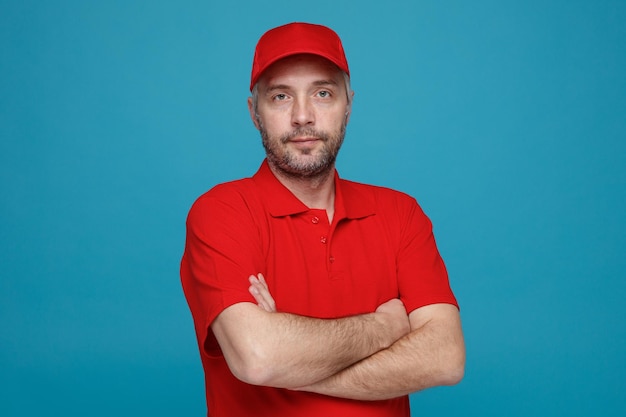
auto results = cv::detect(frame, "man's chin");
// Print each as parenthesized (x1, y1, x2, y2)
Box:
(274, 157, 334, 179)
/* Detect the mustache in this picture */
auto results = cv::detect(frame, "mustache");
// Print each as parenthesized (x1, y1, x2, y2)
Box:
(280, 127, 329, 144)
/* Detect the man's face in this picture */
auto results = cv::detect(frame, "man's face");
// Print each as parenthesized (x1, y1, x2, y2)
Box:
(249, 54, 352, 179)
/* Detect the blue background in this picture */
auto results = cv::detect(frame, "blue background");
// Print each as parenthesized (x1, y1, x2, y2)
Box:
(1, 1, 625, 415)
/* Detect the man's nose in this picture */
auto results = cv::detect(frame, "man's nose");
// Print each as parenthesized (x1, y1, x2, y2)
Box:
(291, 97, 314, 126)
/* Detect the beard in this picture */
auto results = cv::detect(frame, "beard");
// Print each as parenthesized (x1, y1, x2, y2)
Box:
(259, 121, 346, 180)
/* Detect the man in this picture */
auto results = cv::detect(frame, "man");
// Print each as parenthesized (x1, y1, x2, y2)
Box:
(181, 22, 465, 417)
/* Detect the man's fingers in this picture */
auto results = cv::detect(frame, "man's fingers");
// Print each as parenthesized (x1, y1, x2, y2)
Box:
(248, 274, 277, 312)
(249, 282, 271, 311)
(248, 275, 268, 309)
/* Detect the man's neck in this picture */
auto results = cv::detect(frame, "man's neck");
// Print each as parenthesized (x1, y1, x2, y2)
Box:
(268, 163, 336, 223)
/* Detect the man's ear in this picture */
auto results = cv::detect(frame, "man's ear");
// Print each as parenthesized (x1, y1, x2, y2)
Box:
(345, 90, 355, 124)
(247, 97, 260, 130)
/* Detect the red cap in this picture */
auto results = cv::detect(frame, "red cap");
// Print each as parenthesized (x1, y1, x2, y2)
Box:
(250, 22, 350, 91)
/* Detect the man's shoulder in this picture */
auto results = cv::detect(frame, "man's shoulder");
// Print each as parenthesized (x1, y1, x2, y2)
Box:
(339, 178, 418, 207)
(200, 177, 257, 200)
(338, 178, 432, 235)
(188, 177, 263, 216)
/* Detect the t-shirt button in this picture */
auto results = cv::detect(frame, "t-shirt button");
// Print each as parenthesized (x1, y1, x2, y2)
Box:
(320, 236, 327, 244)
(329, 256, 335, 263)
(312, 216, 320, 224)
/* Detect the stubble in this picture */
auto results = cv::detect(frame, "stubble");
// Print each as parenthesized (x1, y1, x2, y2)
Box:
(259, 121, 346, 180)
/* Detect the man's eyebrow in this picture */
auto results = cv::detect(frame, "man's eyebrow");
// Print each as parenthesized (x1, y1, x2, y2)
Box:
(265, 79, 339, 93)
(265, 84, 291, 93)
(312, 79, 339, 87)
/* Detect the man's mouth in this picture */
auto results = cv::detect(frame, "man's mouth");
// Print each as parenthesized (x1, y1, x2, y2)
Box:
(289, 136, 320, 143)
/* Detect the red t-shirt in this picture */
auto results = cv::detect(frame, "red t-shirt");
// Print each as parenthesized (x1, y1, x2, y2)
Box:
(181, 160, 458, 416)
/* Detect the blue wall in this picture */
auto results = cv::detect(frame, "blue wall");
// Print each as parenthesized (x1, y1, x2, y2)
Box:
(1, 1, 624, 415)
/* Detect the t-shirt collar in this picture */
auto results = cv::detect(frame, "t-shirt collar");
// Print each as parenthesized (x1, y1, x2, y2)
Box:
(252, 159, 375, 220)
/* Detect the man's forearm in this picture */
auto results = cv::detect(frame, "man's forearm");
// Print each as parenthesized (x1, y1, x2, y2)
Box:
(212, 292, 410, 389)
(295, 304, 465, 400)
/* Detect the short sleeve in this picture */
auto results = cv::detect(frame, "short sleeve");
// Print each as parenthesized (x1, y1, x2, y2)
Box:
(395, 197, 458, 313)
(180, 183, 266, 354)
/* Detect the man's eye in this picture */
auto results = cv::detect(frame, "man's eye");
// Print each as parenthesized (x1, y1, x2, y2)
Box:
(273, 94, 287, 101)
(317, 90, 330, 98)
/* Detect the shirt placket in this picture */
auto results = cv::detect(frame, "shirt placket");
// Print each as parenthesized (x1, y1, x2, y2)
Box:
(308, 210, 335, 274)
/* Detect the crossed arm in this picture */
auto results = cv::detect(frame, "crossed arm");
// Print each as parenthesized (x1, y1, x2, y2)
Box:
(297, 301, 465, 400)
(211, 273, 465, 400)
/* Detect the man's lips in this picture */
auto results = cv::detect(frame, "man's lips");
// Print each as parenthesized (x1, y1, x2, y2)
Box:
(288, 136, 321, 143)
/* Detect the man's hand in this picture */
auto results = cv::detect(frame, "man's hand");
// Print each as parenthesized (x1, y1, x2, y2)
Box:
(249, 273, 276, 312)
(374, 298, 410, 345)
